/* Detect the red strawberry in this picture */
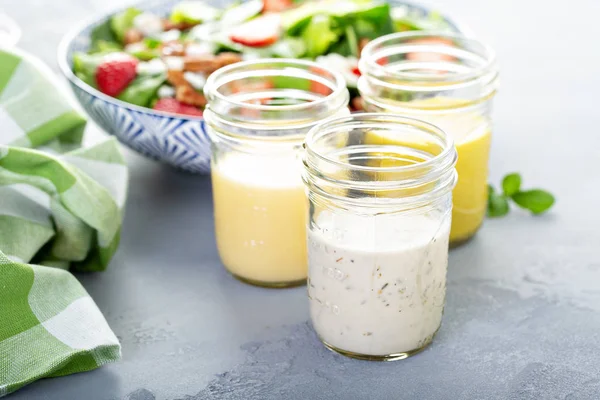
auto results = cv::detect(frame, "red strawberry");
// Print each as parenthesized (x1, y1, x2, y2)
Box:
(96, 53, 139, 97)
(153, 98, 203, 117)
(263, 0, 294, 12)
(229, 14, 280, 48)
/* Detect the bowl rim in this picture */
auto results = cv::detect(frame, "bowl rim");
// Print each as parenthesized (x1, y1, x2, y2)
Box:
(56, 0, 471, 122)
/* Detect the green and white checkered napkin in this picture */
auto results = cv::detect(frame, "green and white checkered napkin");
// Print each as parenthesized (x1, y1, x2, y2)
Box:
(0, 47, 125, 396)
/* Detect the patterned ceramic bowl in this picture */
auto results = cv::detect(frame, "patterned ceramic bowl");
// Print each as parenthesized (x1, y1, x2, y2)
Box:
(58, 0, 461, 173)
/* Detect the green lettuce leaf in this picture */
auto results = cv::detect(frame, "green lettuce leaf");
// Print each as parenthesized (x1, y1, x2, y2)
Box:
(90, 20, 120, 52)
(302, 15, 340, 57)
(110, 8, 143, 43)
(170, 1, 220, 24)
(72, 52, 106, 87)
(117, 74, 166, 107)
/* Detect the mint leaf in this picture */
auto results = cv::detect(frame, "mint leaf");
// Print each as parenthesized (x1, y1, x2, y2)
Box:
(512, 189, 555, 215)
(502, 173, 521, 196)
(487, 185, 509, 217)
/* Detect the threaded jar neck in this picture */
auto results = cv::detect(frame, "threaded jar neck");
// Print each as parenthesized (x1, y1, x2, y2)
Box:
(204, 58, 349, 144)
(303, 113, 458, 211)
(358, 32, 499, 112)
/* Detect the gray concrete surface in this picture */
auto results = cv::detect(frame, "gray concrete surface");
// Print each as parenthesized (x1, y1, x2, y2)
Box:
(5, 0, 600, 398)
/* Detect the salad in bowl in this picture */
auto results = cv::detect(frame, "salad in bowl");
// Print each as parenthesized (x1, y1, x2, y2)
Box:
(71, 0, 454, 116)
(60, 0, 458, 172)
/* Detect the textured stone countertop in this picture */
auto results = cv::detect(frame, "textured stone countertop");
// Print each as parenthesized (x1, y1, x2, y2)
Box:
(5, 0, 600, 398)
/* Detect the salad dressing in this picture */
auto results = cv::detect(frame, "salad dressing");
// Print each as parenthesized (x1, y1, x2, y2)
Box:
(302, 113, 457, 360)
(204, 58, 349, 287)
(211, 152, 308, 286)
(365, 97, 492, 244)
(308, 211, 451, 356)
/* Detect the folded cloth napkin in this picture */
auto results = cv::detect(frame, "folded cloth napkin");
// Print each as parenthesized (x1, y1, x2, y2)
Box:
(0, 47, 125, 396)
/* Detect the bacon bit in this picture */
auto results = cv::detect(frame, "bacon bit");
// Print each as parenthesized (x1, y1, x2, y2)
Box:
(124, 28, 144, 45)
(162, 18, 198, 31)
(161, 41, 187, 57)
(351, 96, 364, 111)
(263, 0, 294, 12)
(216, 52, 244, 68)
(176, 85, 207, 107)
(358, 38, 370, 55)
(183, 52, 242, 74)
(336, 257, 344, 263)
(167, 70, 188, 87)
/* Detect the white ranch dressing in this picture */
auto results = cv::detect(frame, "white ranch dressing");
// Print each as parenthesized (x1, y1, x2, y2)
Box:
(308, 209, 451, 356)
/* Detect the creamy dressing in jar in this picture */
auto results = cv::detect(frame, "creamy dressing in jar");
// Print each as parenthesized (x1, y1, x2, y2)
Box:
(308, 210, 450, 357)
(302, 113, 457, 359)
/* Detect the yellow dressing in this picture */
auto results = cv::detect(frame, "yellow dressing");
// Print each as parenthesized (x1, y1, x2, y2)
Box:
(364, 97, 492, 244)
(211, 153, 308, 285)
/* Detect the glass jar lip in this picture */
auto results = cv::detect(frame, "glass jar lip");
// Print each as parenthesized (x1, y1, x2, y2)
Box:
(204, 58, 348, 113)
(304, 112, 456, 176)
(359, 31, 497, 84)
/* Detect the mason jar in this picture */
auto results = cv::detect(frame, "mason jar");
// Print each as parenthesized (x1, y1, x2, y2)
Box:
(358, 32, 499, 246)
(302, 113, 458, 360)
(203, 59, 349, 288)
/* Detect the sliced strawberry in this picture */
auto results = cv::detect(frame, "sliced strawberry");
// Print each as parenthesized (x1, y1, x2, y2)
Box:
(96, 53, 139, 97)
(406, 37, 456, 62)
(263, 0, 294, 12)
(229, 14, 280, 48)
(153, 98, 203, 117)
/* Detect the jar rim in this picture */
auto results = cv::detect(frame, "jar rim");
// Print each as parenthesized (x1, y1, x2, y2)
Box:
(359, 31, 497, 85)
(204, 58, 348, 114)
(304, 112, 456, 176)
(302, 113, 458, 209)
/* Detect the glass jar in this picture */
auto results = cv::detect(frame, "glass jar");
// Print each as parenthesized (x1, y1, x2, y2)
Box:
(203, 59, 349, 288)
(358, 32, 499, 246)
(302, 113, 457, 361)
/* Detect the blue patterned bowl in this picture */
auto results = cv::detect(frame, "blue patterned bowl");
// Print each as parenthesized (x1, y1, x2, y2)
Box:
(58, 0, 462, 173)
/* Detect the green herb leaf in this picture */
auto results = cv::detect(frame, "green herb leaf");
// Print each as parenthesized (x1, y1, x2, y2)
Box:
(512, 189, 555, 215)
(487, 185, 509, 217)
(502, 173, 521, 196)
